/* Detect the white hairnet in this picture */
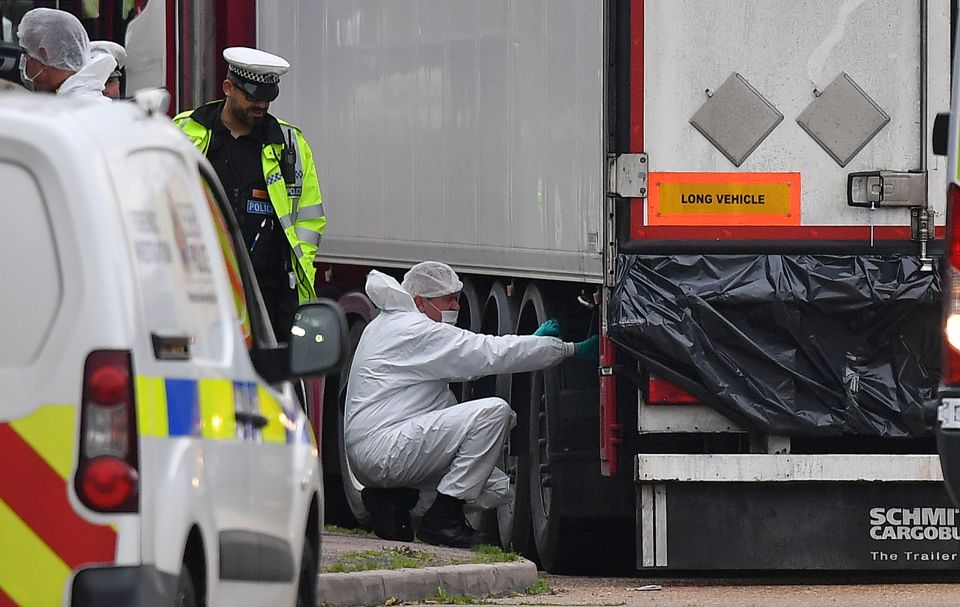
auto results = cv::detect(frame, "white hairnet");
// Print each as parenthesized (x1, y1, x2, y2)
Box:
(90, 40, 126, 76)
(17, 8, 90, 72)
(401, 262, 464, 298)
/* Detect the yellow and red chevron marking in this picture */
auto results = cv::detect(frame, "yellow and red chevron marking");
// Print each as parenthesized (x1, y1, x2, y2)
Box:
(0, 405, 116, 607)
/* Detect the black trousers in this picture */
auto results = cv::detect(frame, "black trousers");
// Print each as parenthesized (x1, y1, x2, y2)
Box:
(260, 282, 299, 343)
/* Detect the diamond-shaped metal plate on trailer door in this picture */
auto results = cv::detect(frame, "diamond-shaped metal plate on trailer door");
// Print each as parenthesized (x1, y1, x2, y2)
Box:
(689, 72, 783, 167)
(796, 73, 890, 167)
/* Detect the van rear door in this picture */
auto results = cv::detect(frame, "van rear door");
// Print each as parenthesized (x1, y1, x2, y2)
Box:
(0, 136, 117, 605)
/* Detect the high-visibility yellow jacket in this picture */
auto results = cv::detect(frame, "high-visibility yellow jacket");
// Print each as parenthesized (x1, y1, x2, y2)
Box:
(174, 101, 324, 303)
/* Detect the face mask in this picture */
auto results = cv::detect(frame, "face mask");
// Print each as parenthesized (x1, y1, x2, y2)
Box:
(424, 298, 459, 325)
(19, 53, 42, 92)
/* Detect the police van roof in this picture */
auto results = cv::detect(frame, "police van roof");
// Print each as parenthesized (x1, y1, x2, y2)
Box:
(0, 90, 193, 157)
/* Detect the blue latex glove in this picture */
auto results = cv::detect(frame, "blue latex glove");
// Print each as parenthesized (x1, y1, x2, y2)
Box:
(573, 335, 599, 360)
(534, 319, 563, 338)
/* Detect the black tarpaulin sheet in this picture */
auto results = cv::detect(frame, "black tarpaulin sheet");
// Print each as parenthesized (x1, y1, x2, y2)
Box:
(608, 254, 941, 437)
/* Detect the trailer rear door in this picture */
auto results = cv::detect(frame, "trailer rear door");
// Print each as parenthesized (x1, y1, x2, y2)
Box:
(630, 0, 949, 248)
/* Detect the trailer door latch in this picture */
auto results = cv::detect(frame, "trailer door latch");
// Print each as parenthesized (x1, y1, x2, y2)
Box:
(847, 170, 926, 208)
(608, 153, 648, 198)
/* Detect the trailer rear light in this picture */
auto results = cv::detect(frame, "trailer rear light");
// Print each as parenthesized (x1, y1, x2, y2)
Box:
(76, 350, 139, 513)
(647, 376, 699, 405)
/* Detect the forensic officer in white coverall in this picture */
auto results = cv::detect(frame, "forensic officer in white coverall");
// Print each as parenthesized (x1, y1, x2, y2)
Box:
(344, 262, 598, 548)
(17, 8, 115, 100)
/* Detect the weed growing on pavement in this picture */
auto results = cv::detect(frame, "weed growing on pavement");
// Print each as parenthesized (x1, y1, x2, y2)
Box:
(421, 577, 551, 605)
(323, 524, 376, 538)
(459, 544, 521, 565)
(525, 578, 552, 595)
(323, 546, 440, 573)
(424, 586, 492, 605)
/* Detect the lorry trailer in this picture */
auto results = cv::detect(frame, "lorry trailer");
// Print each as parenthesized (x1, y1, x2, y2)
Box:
(35, 0, 957, 573)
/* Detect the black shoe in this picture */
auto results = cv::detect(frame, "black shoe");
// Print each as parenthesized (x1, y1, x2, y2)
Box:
(416, 493, 482, 548)
(361, 488, 418, 542)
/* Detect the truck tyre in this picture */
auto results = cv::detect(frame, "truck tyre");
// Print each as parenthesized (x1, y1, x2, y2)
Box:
(521, 282, 603, 573)
(324, 292, 378, 527)
(529, 363, 582, 573)
(479, 281, 534, 556)
(296, 537, 318, 607)
(337, 319, 372, 527)
(175, 561, 198, 607)
(522, 283, 634, 574)
(451, 277, 485, 403)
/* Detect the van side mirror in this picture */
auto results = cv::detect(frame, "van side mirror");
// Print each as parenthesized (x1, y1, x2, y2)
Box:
(933, 112, 949, 156)
(288, 299, 350, 377)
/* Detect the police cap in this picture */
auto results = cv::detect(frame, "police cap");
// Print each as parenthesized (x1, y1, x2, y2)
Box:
(223, 47, 289, 102)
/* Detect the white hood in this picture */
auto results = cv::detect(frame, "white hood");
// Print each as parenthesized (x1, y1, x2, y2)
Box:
(365, 270, 418, 313)
(58, 53, 115, 100)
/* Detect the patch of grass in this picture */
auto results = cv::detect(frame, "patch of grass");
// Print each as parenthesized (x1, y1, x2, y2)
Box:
(456, 544, 521, 565)
(524, 578, 552, 595)
(323, 546, 440, 573)
(323, 524, 376, 538)
(423, 586, 492, 605)
(421, 576, 549, 605)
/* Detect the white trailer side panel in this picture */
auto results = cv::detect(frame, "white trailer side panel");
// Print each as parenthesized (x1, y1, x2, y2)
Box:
(259, 0, 606, 282)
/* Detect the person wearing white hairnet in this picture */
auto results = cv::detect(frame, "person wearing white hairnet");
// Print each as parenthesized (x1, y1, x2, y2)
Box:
(90, 40, 126, 99)
(16, 8, 114, 99)
(344, 262, 598, 548)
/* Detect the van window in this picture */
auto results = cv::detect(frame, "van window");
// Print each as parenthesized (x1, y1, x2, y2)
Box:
(196, 170, 277, 353)
(201, 178, 253, 349)
(120, 149, 224, 364)
(0, 162, 61, 366)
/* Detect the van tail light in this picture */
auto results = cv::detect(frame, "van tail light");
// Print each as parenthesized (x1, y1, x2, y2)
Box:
(75, 350, 140, 513)
(647, 374, 700, 405)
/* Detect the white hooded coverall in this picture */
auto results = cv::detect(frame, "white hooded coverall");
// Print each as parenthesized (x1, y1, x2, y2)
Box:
(57, 53, 115, 100)
(344, 271, 575, 509)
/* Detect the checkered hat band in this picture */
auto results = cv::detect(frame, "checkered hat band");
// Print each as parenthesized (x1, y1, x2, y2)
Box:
(229, 64, 280, 84)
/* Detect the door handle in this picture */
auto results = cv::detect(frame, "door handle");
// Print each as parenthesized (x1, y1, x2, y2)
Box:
(235, 411, 270, 429)
(151, 333, 192, 360)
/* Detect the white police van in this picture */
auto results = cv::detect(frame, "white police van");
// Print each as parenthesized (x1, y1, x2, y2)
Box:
(0, 90, 347, 607)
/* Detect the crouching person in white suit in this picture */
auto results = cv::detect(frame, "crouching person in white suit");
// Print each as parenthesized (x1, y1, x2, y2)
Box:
(344, 262, 598, 548)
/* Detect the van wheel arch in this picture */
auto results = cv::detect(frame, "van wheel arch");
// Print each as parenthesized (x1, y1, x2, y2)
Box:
(179, 525, 206, 607)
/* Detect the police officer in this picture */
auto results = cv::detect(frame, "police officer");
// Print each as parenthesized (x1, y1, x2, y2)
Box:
(175, 47, 325, 341)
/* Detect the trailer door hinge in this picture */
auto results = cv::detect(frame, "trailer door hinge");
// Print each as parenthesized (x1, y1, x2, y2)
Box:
(911, 207, 935, 243)
(608, 153, 648, 198)
(847, 170, 927, 208)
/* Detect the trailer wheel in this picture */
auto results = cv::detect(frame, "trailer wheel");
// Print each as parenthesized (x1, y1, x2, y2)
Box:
(522, 282, 601, 573)
(470, 280, 532, 555)
(521, 282, 569, 571)
(336, 319, 372, 527)
(451, 277, 486, 403)
(522, 282, 634, 574)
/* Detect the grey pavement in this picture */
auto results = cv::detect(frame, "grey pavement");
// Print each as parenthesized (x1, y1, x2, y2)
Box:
(318, 531, 539, 607)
